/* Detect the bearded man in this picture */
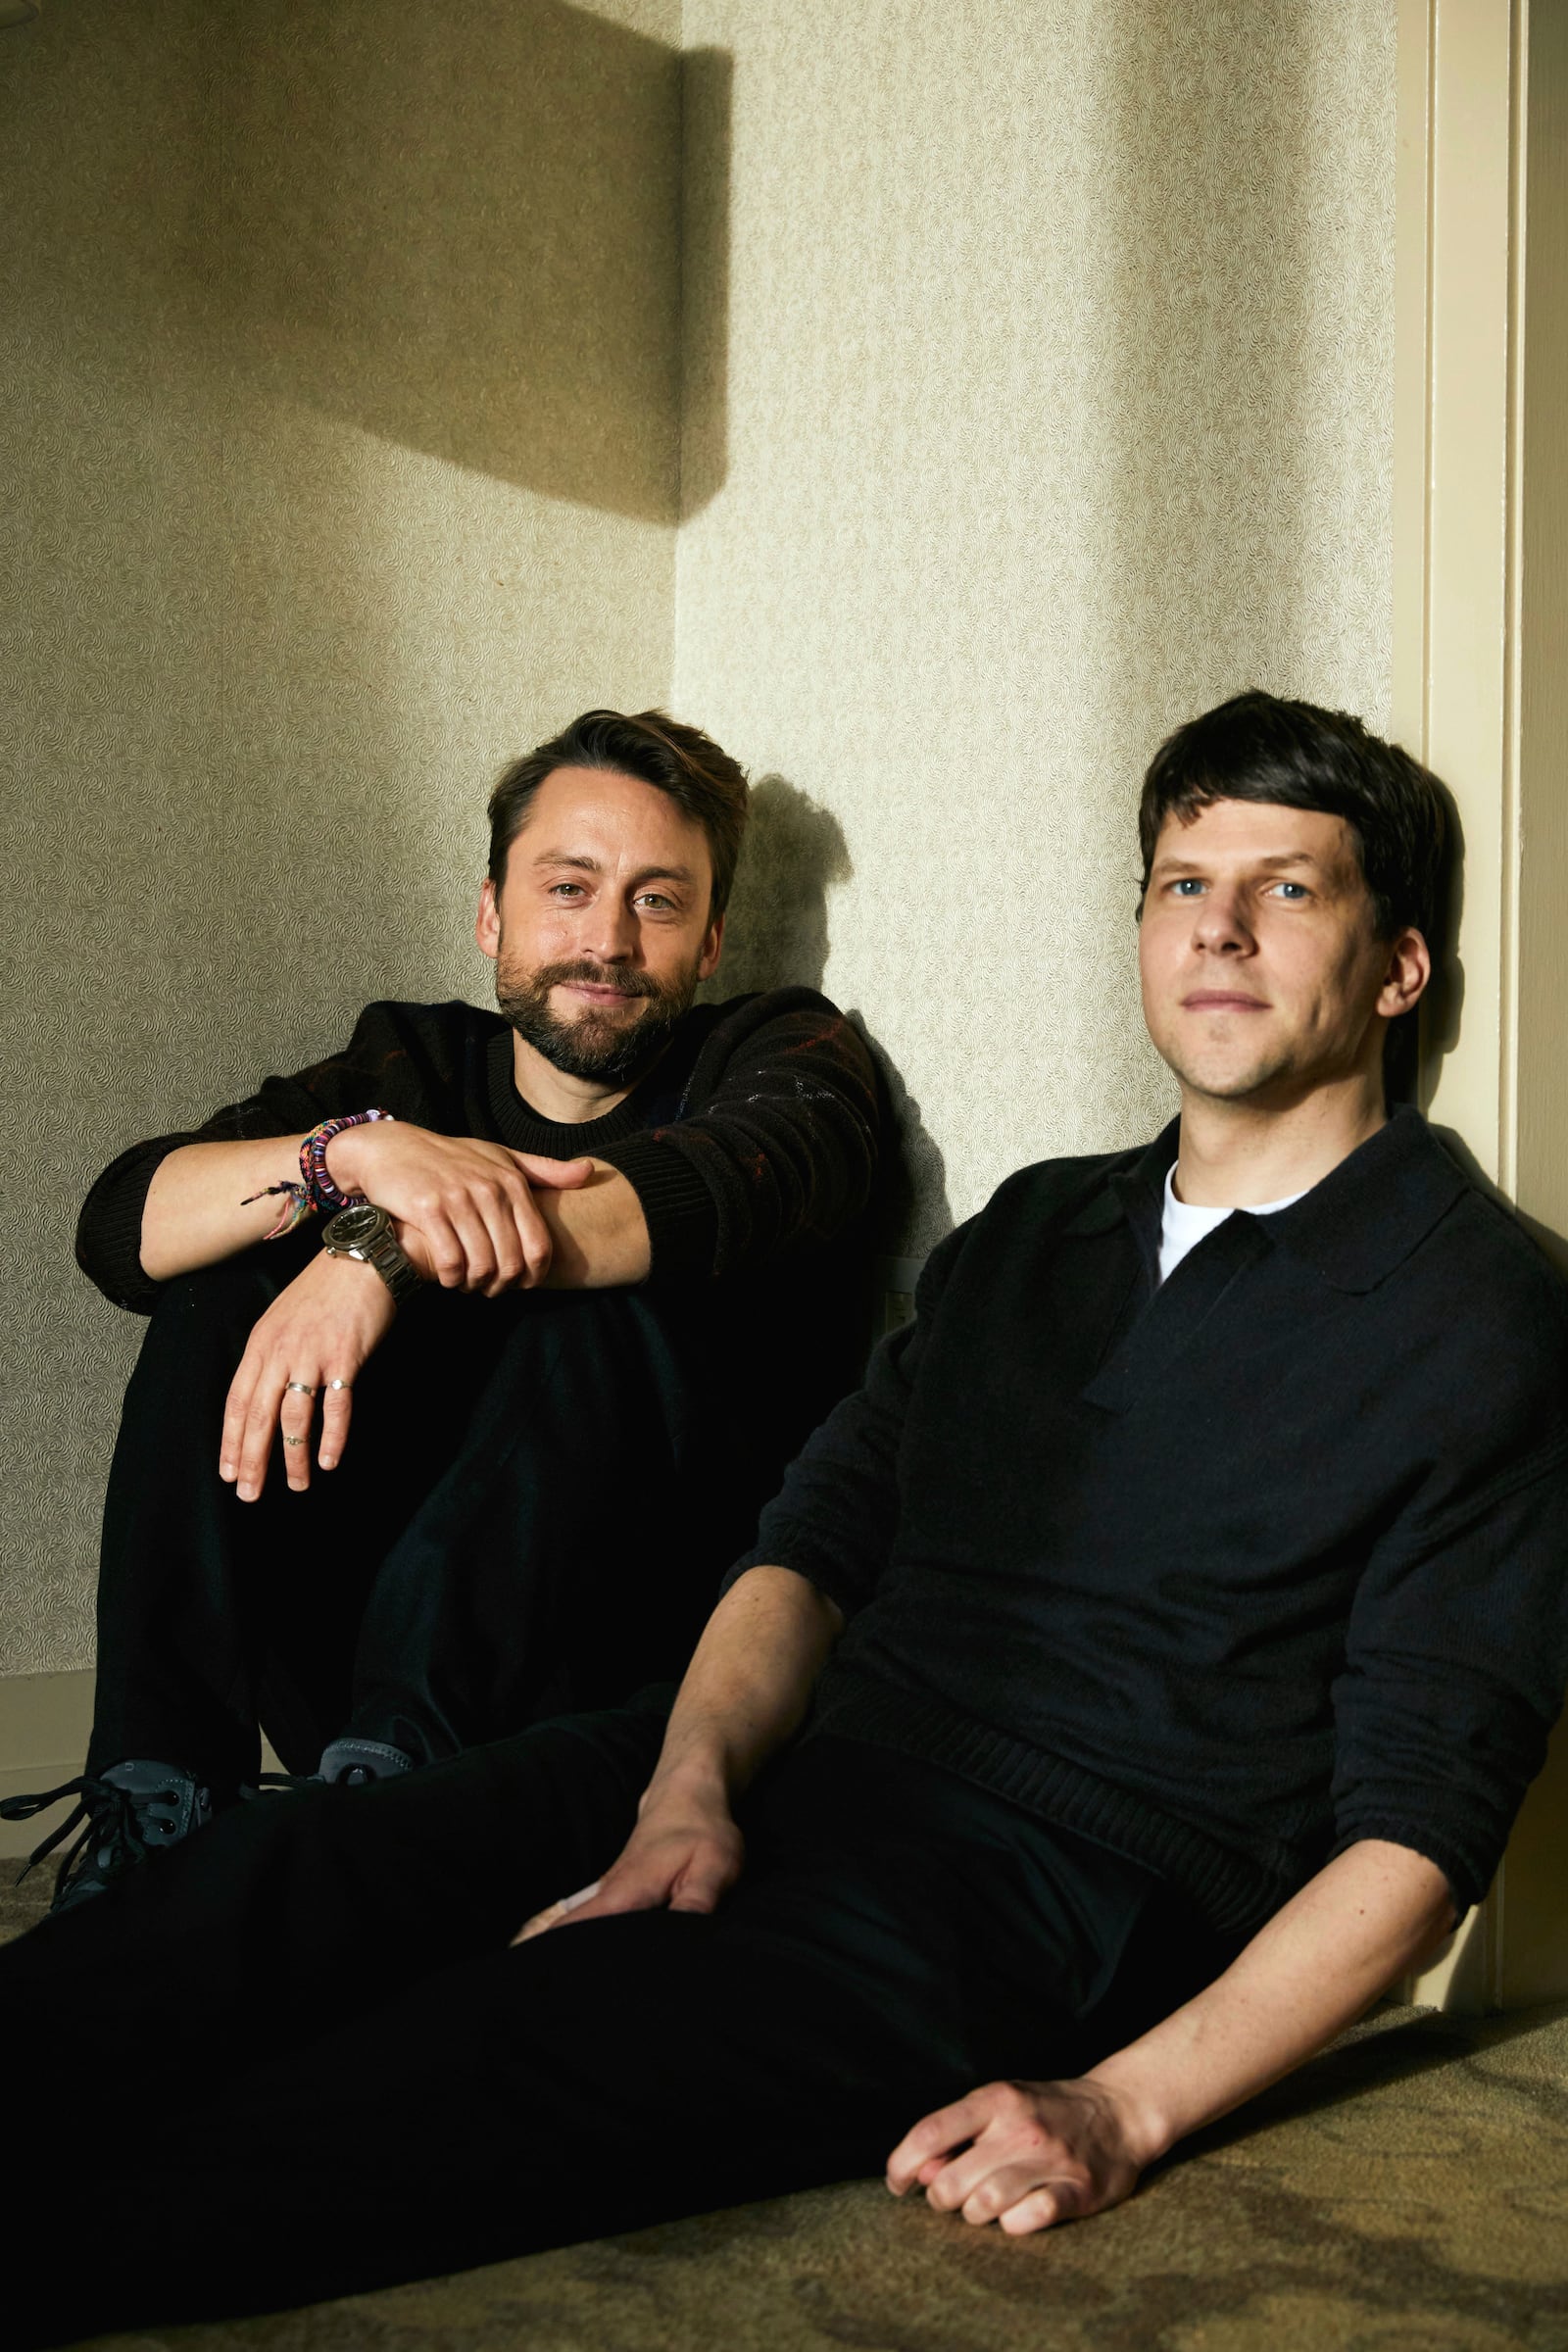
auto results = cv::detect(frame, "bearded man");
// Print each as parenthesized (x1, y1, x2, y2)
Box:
(10, 710, 882, 1910)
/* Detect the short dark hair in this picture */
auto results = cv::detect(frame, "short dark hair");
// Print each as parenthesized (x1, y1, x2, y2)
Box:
(487, 710, 750, 914)
(1138, 690, 1450, 958)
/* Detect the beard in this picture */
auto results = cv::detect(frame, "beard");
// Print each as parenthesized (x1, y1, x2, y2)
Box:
(495, 955, 701, 1088)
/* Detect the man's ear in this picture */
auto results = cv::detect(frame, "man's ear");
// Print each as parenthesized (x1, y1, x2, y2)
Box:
(1377, 925, 1431, 1021)
(698, 911, 724, 982)
(476, 879, 500, 961)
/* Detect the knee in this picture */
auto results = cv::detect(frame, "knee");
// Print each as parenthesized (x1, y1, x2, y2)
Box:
(129, 1250, 300, 1391)
(155, 1245, 305, 1326)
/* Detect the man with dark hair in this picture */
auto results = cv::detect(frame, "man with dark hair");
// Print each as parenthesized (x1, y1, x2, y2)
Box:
(6, 691, 1566, 2348)
(1136, 688, 1448, 1099)
(4, 709, 883, 1909)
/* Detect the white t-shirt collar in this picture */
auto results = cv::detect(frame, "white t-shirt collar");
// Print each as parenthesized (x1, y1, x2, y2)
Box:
(1157, 1163, 1309, 1285)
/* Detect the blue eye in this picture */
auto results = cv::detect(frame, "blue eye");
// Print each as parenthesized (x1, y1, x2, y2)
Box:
(1171, 878, 1205, 897)
(1274, 882, 1308, 901)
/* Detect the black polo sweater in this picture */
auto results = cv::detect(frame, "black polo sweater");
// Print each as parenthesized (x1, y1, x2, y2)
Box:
(731, 1111, 1568, 1936)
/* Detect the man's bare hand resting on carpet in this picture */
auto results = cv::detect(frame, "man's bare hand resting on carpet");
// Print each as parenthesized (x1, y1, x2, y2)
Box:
(884, 1838, 1453, 2233)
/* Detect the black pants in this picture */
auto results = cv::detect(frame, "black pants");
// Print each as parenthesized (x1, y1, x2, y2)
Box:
(88, 1248, 752, 1789)
(1, 1702, 1238, 2347)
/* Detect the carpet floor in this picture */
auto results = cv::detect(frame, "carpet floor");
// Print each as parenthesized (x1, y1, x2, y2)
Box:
(5, 1873, 1566, 2350)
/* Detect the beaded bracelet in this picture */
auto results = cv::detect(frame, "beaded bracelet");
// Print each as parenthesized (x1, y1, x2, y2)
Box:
(241, 1108, 394, 1240)
(301, 1107, 394, 1211)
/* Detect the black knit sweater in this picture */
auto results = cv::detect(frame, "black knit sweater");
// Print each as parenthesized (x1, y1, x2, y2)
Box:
(77, 989, 885, 1504)
(730, 1111, 1568, 1936)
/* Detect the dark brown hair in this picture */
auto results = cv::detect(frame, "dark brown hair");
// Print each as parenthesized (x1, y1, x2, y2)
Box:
(487, 710, 750, 914)
(1137, 690, 1450, 957)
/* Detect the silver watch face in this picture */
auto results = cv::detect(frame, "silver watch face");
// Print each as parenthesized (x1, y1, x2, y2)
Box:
(324, 1202, 391, 1252)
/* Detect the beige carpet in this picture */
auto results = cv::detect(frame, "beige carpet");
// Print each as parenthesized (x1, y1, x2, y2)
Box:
(6, 1874, 1566, 2350)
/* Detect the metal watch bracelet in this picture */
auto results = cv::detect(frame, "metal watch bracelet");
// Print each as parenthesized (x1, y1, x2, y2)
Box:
(319, 1202, 423, 1305)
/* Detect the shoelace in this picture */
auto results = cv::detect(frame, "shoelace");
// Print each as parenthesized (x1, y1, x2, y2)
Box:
(0, 1773, 171, 1896)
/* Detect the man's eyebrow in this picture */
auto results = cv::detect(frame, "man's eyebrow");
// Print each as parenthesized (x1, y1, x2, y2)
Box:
(529, 851, 698, 888)
(1151, 849, 1330, 876)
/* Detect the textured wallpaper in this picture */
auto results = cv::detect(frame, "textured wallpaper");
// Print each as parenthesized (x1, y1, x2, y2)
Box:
(678, 0, 1397, 1258)
(3, 0, 1396, 1679)
(1, 0, 682, 1675)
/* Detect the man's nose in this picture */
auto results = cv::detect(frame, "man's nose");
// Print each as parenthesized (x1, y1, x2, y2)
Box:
(1192, 886, 1253, 954)
(578, 897, 639, 962)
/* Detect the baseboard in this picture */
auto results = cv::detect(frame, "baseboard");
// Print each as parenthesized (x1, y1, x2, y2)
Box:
(0, 1667, 297, 1864)
(0, 1668, 96, 1858)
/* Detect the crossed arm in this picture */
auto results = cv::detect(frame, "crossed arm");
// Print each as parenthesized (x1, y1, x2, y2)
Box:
(522, 1564, 1456, 2235)
(140, 1123, 650, 1498)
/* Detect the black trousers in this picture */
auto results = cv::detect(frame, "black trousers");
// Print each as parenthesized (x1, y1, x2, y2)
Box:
(88, 1247, 753, 1788)
(1, 1701, 1238, 2347)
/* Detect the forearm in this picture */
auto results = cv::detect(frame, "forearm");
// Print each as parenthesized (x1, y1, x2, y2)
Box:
(140, 1136, 311, 1281)
(1086, 1839, 1456, 2165)
(641, 1565, 844, 1812)
(537, 1164, 651, 1289)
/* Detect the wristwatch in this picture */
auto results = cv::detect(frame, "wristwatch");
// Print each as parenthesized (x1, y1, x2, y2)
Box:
(320, 1202, 423, 1305)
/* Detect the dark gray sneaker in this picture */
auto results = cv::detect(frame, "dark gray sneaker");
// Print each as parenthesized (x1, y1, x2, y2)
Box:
(0, 1759, 214, 1913)
(316, 1737, 414, 1788)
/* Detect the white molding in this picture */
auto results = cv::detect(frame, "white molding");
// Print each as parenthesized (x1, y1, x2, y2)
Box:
(1396, 0, 1568, 2014)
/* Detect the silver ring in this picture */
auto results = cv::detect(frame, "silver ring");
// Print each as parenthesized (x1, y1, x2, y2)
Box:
(326, 1378, 350, 1392)
(283, 1434, 306, 1448)
(285, 1382, 318, 1396)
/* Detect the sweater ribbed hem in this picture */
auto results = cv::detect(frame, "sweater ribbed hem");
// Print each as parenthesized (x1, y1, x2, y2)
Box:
(808, 1672, 1304, 1937)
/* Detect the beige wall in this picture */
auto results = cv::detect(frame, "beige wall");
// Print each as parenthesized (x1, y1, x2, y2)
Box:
(678, 0, 1398, 1255)
(1, 0, 682, 1676)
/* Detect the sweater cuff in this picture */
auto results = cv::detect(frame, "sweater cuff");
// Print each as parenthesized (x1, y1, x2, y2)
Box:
(1329, 1814, 1492, 1917)
(720, 1532, 869, 1621)
(597, 1132, 720, 1289)
(75, 1147, 175, 1313)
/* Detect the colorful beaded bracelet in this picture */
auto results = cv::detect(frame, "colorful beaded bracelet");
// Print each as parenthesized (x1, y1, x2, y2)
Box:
(241, 1108, 394, 1240)
(301, 1107, 394, 1212)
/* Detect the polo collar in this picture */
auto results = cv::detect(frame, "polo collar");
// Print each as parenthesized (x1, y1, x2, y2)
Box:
(1251, 1107, 1470, 1292)
(1086, 1105, 1469, 1295)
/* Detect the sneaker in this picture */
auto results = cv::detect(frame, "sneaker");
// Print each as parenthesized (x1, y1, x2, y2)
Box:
(0, 1759, 214, 1913)
(245, 1736, 415, 1800)
(316, 1737, 414, 1788)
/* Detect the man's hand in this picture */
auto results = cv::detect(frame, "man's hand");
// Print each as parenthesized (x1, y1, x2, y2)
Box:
(514, 1777, 745, 1943)
(886, 1841, 1454, 2244)
(885, 2076, 1155, 2236)
(220, 1251, 399, 1499)
(326, 1122, 591, 1296)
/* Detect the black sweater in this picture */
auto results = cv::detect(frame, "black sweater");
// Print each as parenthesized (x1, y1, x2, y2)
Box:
(77, 989, 884, 1506)
(731, 1111, 1568, 1936)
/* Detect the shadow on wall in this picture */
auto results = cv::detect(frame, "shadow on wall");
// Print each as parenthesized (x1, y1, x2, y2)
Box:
(680, 46, 731, 518)
(1416, 778, 1467, 1111)
(218, 0, 717, 521)
(9, 0, 728, 524)
(710, 777, 953, 1256)
(716, 775, 853, 1000)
